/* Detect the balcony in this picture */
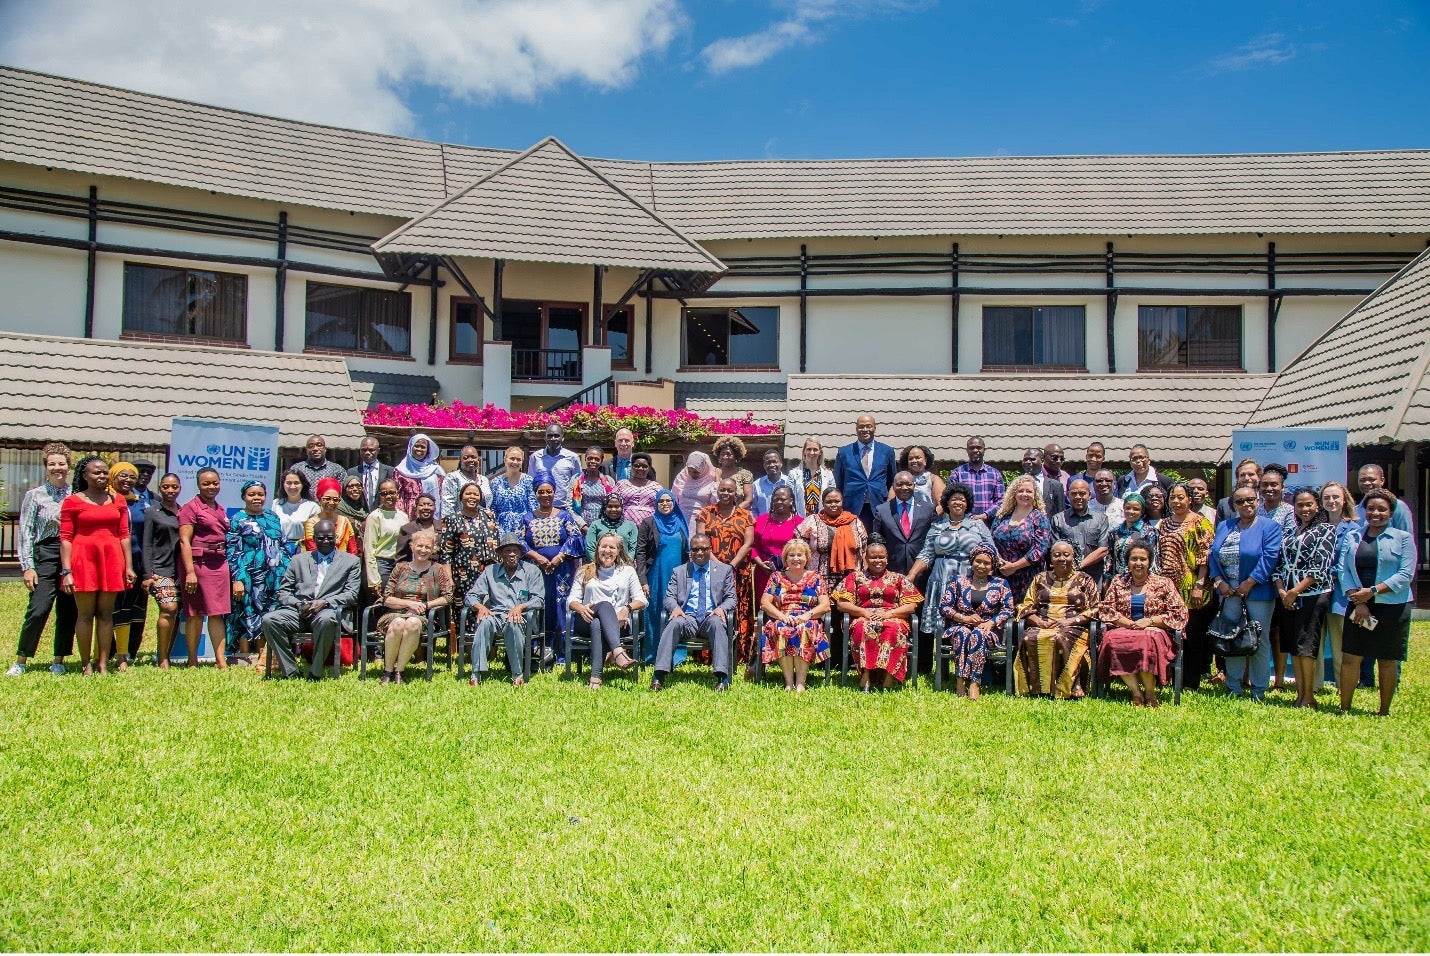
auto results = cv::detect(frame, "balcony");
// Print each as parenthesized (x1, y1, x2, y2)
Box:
(512, 347, 581, 383)
(482, 342, 612, 407)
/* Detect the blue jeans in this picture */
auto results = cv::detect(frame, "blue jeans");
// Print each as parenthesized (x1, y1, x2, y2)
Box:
(1220, 596, 1275, 699)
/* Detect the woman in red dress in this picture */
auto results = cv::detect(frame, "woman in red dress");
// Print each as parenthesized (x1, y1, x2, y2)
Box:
(834, 540, 924, 691)
(178, 467, 232, 669)
(59, 455, 135, 675)
(694, 478, 756, 673)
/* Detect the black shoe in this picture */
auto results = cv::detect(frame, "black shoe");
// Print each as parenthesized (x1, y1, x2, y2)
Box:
(650, 677, 664, 692)
(304, 673, 322, 682)
(714, 676, 730, 692)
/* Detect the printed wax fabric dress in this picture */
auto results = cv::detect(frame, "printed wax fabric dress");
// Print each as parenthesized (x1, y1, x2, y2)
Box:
(939, 574, 1013, 683)
(225, 508, 293, 652)
(523, 508, 585, 652)
(760, 570, 830, 664)
(833, 569, 924, 683)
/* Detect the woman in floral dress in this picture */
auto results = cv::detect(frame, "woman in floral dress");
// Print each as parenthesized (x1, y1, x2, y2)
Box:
(939, 543, 1014, 699)
(833, 540, 923, 691)
(695, 478, 756, 670)
(523, 475, 585, 658)
(225, 479, 292, 661)
(759, 538, 830, 692)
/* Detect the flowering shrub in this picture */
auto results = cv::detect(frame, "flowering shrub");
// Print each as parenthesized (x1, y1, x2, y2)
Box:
(364, 401, 780, 449)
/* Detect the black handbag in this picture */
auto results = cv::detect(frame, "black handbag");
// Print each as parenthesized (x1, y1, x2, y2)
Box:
(1209, 602, 1261, 658)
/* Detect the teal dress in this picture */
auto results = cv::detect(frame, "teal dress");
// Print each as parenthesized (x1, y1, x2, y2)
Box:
(225, 508, 293, 652)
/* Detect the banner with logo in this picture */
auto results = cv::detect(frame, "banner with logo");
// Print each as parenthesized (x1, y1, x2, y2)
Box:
(1229, 427, 1348, 492)
(169, 417, 279, 516)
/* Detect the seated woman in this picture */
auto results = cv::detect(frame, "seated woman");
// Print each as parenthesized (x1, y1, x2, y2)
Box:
(585, 493, 638, 562)
(833, 539, 923, 692)
(938, 543, 1013, 699)
(1015, 540, 1099, 699)
(1097, 538, 1189, 707)
(1337, 488, 1418, 716)
(568, 533, 647, 689)
(759, 538, 831, 692)
(377, 528, 453, 685)
(908, 481, 994, 640)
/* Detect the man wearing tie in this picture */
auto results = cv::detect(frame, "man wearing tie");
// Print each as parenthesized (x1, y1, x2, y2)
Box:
(872, 472, 934, 574)
(604, 427, 637, 481)
(347, 437, 394, 511)
(650, 534, 736, 692)
(833, 415, 897, 534)
(260, 520, 362, 680)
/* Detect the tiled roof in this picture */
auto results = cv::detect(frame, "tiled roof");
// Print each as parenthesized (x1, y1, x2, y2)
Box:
(5, 66, 1430, 238)
(1245, 248, 1430, 444)
(348, 370, 442, 409)
(784, 372, 1278, 465)
(373, 138, 724, 272)
(0, 331, 367, 448)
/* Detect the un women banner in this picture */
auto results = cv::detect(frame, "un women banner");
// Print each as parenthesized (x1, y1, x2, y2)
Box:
(1230, 427, 1349, 491)
(169, 418, 280, 516)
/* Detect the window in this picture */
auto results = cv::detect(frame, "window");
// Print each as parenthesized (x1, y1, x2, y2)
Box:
(305, 282, 411, 356)
(682, 306, 779, 368)
(122, 263, 247, 342)
(499, 299, 586, 381)
(450, 297, 484, 362)
(981, 306, 1085, 369)
(601, 305, 635, 369)
(1138, 305, 1242, 369)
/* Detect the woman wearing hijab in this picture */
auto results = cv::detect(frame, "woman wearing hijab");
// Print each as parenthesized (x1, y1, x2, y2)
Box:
(671, 451, 719, 524)
(585, 494, 638, 561)
(393, 433, 445, 518)
(225, 478, 291, 664)
(338, 475, 370, 526)
(635, 489, 689, 663)
(107, 461, 148, 669)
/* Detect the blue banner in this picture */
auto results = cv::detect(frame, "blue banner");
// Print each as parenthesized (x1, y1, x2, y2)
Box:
(1229, 427, 1349, 493)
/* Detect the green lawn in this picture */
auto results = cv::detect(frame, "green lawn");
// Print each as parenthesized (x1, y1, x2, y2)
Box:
(0, 579, 1427, 952)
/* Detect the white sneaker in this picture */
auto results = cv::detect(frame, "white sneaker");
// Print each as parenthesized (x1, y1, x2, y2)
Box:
(5, 663, 25, 677)
(49, 662, 66, 675)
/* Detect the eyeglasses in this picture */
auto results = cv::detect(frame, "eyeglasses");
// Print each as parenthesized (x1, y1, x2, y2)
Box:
(1046, 454, 1064, 461)
(1130, 454, 1150, 462)
(1233, 497, 1257, 505)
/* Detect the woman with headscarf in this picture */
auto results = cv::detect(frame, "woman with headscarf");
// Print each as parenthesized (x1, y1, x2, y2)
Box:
(303, 477, 360, 556)
(671, 451, 719, 524)
(635, 489, 689, 664)
(338, 475, 370, 526)
(1109, 492, 1159, 579)
(393, 433, 445, 518)
(615, 452, 661, 528)
(523, 473, 586, 659)
(225, 478, 291, 664)
(585, 493, 638, 561)
(107, 461, 148, 669)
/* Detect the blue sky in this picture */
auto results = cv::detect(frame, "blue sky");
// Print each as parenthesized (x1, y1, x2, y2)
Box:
(3, 0, 1426, 161)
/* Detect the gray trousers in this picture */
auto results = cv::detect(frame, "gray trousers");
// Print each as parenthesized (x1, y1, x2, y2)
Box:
(471, 613, 527, 678)
(656, 613, 730, 676)
(261, 606, 341, 678)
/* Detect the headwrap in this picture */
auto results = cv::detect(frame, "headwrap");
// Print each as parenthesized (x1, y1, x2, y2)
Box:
(108, 461, 140, 502)
(1120, 492, 1146, 531)
(671, 451, 717, 516)
(588, 494, 630, 547)
(531, 469, 556, 492)
(652, 489, 688, 542)
(316, 477, 343, 501)
(819, 504, 862, 576)
(969, 543, 999, 578)
(338, 475, 369, 523)
(396, 432, 443, 482)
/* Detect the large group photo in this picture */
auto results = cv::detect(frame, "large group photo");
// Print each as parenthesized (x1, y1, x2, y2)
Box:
(2, 0, 1429, 951)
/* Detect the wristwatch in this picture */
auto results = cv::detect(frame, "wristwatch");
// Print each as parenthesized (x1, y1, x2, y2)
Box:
(60, 568, 72, 577)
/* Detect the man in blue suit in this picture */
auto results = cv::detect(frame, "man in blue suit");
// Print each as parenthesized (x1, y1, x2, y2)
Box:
(833, 414, 897, 533)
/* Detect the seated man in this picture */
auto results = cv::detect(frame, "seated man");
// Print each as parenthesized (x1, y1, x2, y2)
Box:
(466, 532, 545, 687)
(651, 534, 736, 692)
(261, 519, 362, 680)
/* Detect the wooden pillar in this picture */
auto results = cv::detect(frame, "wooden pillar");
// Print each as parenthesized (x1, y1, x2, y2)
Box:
(492, 259, 504, 341)
(83, 186, 98, 338)
(274, 210, 288, 352)
(1104, 241, 1116, 373)
(798, 244, 808, 373)
(1404, 439, 1421, 537)
(426, 259, 439, 365)
(592, 264, 603, 346)
(1267, 241, 1278, 372)
(643, 276, 654, 375)
(950, 242, 960, 373)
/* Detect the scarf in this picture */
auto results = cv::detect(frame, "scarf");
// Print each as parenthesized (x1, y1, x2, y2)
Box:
(589, 494, 628, 542)
(672, 451, 717, 514)
(109, 461, 139, 502)
(338, 478, 369, 524)
(652, 489, 688, 543)
(821, 508, 861, 575)
(396, 432, 443, 482)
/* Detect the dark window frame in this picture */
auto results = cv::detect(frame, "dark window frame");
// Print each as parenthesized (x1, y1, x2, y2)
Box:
(600, 304, 636, 369)
(121, 262, 248, 344)
(304, 281, 412, 357)
(680, 305, 781, 371)
(498, 298, 588, 382)
(448, 296, 485, 364)
(980, 305, 1087, 371)
(1137, 304, 1245, 371)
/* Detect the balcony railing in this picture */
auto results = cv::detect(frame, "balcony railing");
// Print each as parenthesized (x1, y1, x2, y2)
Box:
(512, 348, 581, 382)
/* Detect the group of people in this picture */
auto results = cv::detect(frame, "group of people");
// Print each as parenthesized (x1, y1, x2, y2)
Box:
(8, 421, 1418, 714)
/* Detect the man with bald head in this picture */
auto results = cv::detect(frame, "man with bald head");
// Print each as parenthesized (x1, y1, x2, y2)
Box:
(872, 471, 934, 574)
(833, 414, 897, 533)
(1037, 442, 1069, 515)
(261, 519, 361, 680)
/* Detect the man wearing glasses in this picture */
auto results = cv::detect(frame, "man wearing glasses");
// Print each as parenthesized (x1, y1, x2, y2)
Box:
(1037, 443, 1069, 515)
(1117, 444, 1174, 499)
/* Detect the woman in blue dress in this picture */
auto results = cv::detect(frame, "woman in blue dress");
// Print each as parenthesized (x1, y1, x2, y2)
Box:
(490, 445, 535, 535)
(635, 490, 689, 663)
(225, 479, 293, 661)
(522, 474, 585, 659)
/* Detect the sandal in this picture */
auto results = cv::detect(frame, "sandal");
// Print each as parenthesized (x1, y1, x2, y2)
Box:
(610, 648, 636, 670)
(588, 676, 602, 689)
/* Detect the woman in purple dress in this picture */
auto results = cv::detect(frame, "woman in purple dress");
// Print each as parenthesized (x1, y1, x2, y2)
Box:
(178, 467, 232, 669)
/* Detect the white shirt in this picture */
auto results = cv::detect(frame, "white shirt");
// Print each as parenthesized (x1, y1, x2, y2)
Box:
(442, 469, 493, 517)
(271, 498, 320, 542)
(568, 564, 646, 611)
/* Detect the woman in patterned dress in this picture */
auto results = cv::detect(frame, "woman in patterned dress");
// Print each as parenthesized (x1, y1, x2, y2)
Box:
(523, 475, 586, 659)
(489, 446, 535, 535)
(833, 539, 924, 691)
(303, 477, 360, 556)
(615, 452, 661, 528)
(1108, 493, 1158, 579)
(1014, 541, 1099, 698)
(377, 529, 454, 685)
(759, 538, 830, 692)
(751, 486, 803, 606)
(695, 478, 756, 672)
(571, 445, 616, 528)
(990, 475, 1051, 605)
(712, 435, 755, 509)
(1155, 483, 1215, 688)
(1276, 488, 1337, 709)
(225, 479, 292, 663)
(440, 481, 502, 604)
(1097, 538, 1189, 707)
(939, 543, 1013, 699)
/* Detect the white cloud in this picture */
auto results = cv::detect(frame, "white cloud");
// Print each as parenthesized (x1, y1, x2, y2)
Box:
(1205, 32, 1297, 74)
(0, 0, 685, 133)
(701, 0, 931, 74)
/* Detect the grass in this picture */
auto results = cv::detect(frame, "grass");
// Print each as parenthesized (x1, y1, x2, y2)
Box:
(0, 579, 1427, 952)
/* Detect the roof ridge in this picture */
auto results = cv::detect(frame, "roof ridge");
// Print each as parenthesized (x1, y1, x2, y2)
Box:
(1377, 251, 1430, 441)
(0, 328, 353, 366)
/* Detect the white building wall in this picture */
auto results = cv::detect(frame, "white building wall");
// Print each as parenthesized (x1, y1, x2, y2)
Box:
(0, 243, 88, 336)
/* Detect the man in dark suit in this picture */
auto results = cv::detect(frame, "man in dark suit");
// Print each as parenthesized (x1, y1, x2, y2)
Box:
(833, 414, 897, 533)
(261, 520, 362, 680)
(347, 436, 394, 511)
(871, 471, 934, 574)
(1022, 447, 1067, 515)
(651, 534, 736, 692)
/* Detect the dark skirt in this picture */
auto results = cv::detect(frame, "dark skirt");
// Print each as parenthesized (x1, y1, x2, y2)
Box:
(1098, 627, 1175, 684)
(1281, 591, 1330, 658)
(1342, 602, 1411, 662)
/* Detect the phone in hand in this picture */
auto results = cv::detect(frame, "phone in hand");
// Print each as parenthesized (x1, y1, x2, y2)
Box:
(1362, 613, 1379, 631)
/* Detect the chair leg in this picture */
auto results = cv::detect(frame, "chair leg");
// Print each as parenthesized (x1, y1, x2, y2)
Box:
(1174, 641, 1184, 705)
(932, 634, 943, 692)
(909, 628, 919, 690)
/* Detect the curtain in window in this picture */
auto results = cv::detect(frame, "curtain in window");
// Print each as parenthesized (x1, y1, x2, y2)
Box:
(982, 309, 1030, 365)
(1187, 306, 1241, 367)
(1138, 306, 1183, 366)
(122, 265, 245, 339)
(1038, 306, 1085, 366)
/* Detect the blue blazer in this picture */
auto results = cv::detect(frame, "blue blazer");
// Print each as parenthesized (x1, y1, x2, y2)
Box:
(832, 440, 897, 516)
(1208, 515, 1283, 602)
(1336, 526, 1417, 605)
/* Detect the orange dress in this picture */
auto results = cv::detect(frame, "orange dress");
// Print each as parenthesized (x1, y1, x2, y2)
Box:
(60, 494, 129, 592)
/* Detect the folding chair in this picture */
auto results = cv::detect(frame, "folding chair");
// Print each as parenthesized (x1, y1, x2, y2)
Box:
(1088, 622, 1185, 704)
(564, 608, 645, 685)
(932, 619, 1019, 694)
(455, 605, 542, 684)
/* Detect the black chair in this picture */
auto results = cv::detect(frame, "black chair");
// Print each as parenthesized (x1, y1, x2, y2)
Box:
(931, 619, 1019, 694)
(752, 610, 834, 686)
(564, 607, 645, 685)
(838, 611, 924, 690)
(1088, 621, 1186, 705)
(262, 608, 353, 679)
(358, 603, 450, 681)
(455, 605, 542, 684)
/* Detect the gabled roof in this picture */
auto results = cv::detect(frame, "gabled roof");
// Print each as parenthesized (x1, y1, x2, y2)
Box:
(1245, 247, 1430, 445)
(0, 331, 367, 449)
(373, 138, 725, 272)
(785, 372, 1278, 464)
(5, 66, 1430, 240)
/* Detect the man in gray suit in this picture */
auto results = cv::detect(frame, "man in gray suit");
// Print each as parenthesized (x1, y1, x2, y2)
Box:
(466, 532, 545, 686)
(651, 534, 736, 692)
(261, 520, 362, 680)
